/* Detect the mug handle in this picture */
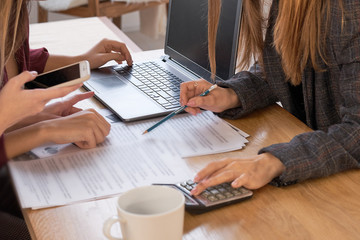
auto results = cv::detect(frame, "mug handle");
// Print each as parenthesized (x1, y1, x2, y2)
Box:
(103, 215, 125, 240)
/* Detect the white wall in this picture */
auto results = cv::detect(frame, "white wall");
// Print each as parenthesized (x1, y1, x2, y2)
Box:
(28, 2, 141, 32)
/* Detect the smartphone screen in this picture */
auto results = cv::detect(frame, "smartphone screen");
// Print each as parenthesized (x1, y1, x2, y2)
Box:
(25, 63, 82, 89)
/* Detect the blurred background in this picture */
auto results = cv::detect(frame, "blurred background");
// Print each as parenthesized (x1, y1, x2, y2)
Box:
(28, 1, 166, 51)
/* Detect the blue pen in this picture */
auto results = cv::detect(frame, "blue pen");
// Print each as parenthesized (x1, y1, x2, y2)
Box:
(142, 84, 218, 134)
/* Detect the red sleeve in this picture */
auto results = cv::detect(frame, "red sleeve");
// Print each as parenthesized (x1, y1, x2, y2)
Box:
(0, 134, 8, 168)
(28, 48, 49, 74)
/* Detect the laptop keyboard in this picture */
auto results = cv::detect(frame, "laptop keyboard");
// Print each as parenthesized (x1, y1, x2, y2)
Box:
(114, 62, 183, 109)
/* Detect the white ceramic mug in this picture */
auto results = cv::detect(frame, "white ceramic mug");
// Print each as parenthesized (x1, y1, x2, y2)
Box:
(103, 185, 185, 240)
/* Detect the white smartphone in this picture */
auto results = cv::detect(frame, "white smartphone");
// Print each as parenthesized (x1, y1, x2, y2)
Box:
(26, 60, 90, 89)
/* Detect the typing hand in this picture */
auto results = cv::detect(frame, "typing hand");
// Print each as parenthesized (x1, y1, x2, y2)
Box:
(81, 38, 133, 69)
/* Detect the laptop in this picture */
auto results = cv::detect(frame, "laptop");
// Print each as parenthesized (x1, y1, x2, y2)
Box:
(84, 0, 243, 122)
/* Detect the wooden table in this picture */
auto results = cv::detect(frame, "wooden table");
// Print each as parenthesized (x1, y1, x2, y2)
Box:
(22, 17, 360, 240)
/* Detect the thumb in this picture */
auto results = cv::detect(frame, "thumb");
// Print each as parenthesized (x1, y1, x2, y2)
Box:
(15, 71, 38, 86)
(231, 173, 247, 188)
(187, 96, 208, 108)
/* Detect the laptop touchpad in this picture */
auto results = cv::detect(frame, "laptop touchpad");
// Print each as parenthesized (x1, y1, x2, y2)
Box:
(87, 68, 126, 94)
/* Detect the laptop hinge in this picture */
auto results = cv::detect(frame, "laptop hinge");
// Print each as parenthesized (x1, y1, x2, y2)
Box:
(161, 55, 170, 62)
(161, 55, 200, 80)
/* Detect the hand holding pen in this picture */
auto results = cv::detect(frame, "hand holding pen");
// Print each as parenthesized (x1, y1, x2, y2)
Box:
(143, 84, 218, 134)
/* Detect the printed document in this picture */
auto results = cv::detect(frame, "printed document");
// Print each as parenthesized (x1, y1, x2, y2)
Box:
(9, 142, 194, 209)
(9, 111, 249, 209)
(23, 111, 249, 159)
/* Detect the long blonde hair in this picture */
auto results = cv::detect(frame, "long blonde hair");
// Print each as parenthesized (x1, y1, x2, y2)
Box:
(0, 0, 28, 84)
(208, 0, 341, 85)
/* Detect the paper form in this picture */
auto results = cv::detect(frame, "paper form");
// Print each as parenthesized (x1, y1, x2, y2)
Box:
(9, 110, 249, 209)
(24, 111, 249, 159)
(9, 142, 194, 209)
(116, 111, 248, 157)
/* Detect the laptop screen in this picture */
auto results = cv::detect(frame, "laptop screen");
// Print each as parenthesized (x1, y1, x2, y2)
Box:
(165, 0, 242, 81)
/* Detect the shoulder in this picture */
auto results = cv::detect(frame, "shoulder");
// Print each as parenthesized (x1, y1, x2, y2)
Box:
(329, 0, 360, 64)
(329, 0, 359, 34)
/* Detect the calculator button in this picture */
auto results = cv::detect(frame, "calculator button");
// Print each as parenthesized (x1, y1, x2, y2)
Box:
(210, 189, 220, 195)
(236, 188, 244, 194)
(216, 194, 226, 200)
(180, 182, 187, 187)
(207, 195, 218, 202)
(218, 188, 227, 193)
(185, 185, 193, 191)
(224, 192, 234, 198)
(231, 190, 241, 195)
(200, 191, 211, 198)
(186, 180, 195, 185)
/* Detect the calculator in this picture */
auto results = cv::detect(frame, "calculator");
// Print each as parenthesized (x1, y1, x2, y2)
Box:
(154, 180, 253, 214)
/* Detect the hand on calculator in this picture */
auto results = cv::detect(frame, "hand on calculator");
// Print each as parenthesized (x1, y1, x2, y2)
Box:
(154, 180, 253, 214)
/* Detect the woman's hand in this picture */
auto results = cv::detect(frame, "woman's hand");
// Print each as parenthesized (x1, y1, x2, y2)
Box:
(82, 38, 133, 69)
(179, 79, 241, 115)
(190, 153, 286, 195)
(42, 91, 95, 117)
(4, 108, 111, 158)
(42, 109, 111, 149)
(6, 91, 95, 132)
(0, 71, 81, 133)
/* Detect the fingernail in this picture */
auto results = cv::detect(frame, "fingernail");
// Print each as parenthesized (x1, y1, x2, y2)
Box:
(190, 188, 198, 195)
(30, 71, 38, 76)
(194, 175, 199, 182)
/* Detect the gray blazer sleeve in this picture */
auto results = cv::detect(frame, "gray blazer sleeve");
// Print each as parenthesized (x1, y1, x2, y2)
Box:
(215, 63, 278, 119)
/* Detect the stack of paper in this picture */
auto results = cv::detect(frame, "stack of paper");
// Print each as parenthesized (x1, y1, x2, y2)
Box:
(9, 111, 249, 209)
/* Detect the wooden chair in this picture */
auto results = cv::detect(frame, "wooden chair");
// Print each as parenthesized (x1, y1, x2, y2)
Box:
(38, 0, 169, 29)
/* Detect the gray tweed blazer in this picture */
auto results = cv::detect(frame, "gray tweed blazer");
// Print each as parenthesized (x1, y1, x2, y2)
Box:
(216, 0, 360, 186)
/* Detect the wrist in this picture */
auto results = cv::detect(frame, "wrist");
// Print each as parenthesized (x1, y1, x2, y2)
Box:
(34, 122, 52, 146)
(31, 121, 54, 146)
(75, 54, 86, 63)
(261, 152, 285, 178)
(37, 119, 69, 145)
(225, 88, 241, 109)
(4, 123, 51, 158)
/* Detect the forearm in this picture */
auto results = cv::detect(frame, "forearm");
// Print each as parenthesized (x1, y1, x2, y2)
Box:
(0, 125, 6, 136)
(4, 123, 48, 159)
(44, 55, 85, 72)
(260, 128, 360, 186)
(0, 109, 12, 134)
(5, 112, 58, 133)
